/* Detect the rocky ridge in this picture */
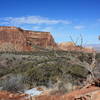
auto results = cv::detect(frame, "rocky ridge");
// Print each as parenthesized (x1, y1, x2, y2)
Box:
(58, 42, 95, 53)
(0, 26, 57, 51)
(0, 26, 95, 52)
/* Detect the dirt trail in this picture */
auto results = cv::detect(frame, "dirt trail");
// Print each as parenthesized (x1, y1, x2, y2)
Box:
(0, 86, 100, 100)
(34, 86, 100, 100)
(0, 91, 28, 100)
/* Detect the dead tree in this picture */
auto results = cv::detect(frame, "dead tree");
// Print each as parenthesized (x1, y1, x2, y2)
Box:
(69, 51, 96, 84)
(69, 34, 84, 49)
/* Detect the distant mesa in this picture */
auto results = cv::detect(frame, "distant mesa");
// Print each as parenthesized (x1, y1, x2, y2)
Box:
(58, 42, 95, 53)
(0, 26, 17, 30)
(58, 42, 75, 51)
(0, 26, 57, 52)
(0, 26, 95, 52)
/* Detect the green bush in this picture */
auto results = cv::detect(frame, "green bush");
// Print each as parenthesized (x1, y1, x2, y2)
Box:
(1, 75, 24, 92)
(0, 50, 93, 90)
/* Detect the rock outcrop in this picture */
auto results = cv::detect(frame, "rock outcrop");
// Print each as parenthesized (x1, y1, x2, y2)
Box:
(58, 42, 95, 53)
(0, 91, 28, 100)
(0, 26, 57, 52)
(32, 86, 100, 100)
(0, 26, 95, 52)
(0, 86, 100, 100)
(58, 42, 75, 51)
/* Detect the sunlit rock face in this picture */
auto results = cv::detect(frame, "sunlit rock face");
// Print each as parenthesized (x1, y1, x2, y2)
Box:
(58, 42, 76, 51)
(58, 42, 95, 53)
(0, 26, 57, 52)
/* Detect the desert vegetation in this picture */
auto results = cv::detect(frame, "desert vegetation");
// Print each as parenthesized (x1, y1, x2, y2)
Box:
(0, 50, 97, 94)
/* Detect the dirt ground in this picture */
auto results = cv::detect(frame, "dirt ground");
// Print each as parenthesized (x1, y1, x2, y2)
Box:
(0, 86, 100, 100)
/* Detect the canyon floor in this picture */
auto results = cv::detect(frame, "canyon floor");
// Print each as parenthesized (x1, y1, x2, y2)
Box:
(0, 50, 99, 100)
(0, 85, 100, 100)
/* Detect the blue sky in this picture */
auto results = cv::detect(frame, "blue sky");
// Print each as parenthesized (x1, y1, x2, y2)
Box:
(0, 0, 100, 44)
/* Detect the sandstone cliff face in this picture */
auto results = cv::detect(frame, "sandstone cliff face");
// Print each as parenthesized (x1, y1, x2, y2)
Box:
(58, 42, 95, 53)
(0, 26, 57, 51)
(0, 26, 95, 52)
(58, 42, 75, 51)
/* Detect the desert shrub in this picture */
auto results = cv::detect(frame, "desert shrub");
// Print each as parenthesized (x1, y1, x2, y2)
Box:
(96, 53, 100, 60)
(0, 67, 12, 77)
(0, 50, 93, 90)
(1, 74, 24, 92)
(69, 65, 89, 78)
(24, 61, 89, 88)
(50, 81, 72, 95)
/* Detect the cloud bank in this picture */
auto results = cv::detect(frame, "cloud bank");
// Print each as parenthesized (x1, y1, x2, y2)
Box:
(0, 16, 71, 25)
(74, 25, 85, 30)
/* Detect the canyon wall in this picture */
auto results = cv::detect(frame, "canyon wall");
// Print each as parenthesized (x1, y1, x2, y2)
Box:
(0, 26, 57, 52)
(58, 42, 95, 53)
(0, 26, 95, 52)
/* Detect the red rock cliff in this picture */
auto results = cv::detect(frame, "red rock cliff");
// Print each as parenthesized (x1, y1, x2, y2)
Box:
(58, 42, 95, 53)
(0, 26, 57, 51)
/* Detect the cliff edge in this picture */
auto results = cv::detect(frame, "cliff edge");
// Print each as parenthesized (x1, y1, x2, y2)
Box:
(0, 26, 57, 51)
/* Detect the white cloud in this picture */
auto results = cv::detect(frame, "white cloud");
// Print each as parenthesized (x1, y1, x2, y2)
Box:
(41, 27, 53, 32)
(32, 26, 41, 30)
(0, 16, 71, 25)
(74, 25, 85, 30)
